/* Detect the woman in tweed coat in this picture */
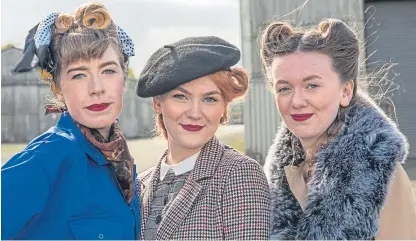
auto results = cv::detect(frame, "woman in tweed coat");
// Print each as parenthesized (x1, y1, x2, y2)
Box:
(135, 36, 271, 240)
(260, 18, 416, 240)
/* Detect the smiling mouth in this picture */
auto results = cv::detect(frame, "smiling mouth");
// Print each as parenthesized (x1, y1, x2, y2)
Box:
(181, 124, 204, 132)
(86, 103, 110, 112)
(291, 114, 313, 122)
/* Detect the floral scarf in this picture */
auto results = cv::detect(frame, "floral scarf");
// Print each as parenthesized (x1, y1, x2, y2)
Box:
(76, 121, 134, 204)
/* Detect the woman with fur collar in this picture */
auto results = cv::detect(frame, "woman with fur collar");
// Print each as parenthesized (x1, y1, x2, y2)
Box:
(259, 18, 416, 240)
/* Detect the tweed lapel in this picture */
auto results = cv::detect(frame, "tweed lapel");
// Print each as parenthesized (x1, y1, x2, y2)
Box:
(188, 137, 224, 181)
(140, 152, 165, 239)
(155, 137, 225, 240)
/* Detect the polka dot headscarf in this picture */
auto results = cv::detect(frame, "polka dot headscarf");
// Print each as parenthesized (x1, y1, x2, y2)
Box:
(34, 13, 59, 49)
(117, 26, 135, 57)
(13, 12, 135, 73)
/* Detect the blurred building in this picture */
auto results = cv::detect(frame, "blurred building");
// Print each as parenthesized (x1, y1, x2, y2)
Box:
(1, 46, 155, 143)
(240, 0, 416, 164)
(229, 102, 244, 125)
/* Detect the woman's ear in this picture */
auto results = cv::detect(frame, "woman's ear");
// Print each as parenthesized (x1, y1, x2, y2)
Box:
(152, 96, 161, 114)
(340, 80, 354, 107)
(55, 85, 64, 102)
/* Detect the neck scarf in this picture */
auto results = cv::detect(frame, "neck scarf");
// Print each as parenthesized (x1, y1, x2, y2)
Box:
(76, 121, 134, 203)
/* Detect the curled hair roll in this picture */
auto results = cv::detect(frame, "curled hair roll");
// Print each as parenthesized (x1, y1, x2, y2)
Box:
(75, 2, 112, 30)
(55, 13, 75, 33)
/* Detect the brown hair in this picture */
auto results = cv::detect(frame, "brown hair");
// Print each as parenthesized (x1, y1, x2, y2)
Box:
(45, 2, 127, 109)
(155, 68, 249, 139)
(259, 18, 360, 165)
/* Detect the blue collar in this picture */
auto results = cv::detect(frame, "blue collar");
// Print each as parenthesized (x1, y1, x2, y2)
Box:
(56, 112, 108, 166)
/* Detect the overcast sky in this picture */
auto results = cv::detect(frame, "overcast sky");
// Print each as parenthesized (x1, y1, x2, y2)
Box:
(1, 0, 241, 74)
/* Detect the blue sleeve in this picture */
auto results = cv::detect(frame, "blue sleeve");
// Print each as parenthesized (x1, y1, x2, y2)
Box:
(1, 150, 52, 240)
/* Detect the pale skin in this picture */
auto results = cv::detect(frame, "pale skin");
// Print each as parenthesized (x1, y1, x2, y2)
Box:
(56, 46, 125, 140)
(153, 76, 226, 165)
(271, 51, 354, 152)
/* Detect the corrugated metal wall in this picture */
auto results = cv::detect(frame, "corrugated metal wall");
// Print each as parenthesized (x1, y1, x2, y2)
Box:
(119, 80, 156, 139)
(240, 0, 365, 164)
(1, 80, 155, 143)
(364, 0, 416, 159)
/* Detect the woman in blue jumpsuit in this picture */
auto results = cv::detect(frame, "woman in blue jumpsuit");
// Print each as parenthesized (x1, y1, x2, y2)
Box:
(1, 2, 140, 239)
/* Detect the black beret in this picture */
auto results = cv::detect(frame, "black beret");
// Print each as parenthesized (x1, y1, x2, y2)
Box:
(136, 36, 240, 98)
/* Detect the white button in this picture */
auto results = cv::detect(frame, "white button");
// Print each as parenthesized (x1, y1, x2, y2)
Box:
(99, 234, 104, 239)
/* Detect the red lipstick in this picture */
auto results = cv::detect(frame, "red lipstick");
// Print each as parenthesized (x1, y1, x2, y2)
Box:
(291, 113, 313, 122)
(86, 103, 110, 112)
(181, 124, 203, 132)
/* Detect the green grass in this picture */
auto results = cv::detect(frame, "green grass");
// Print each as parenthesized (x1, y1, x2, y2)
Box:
(227, 138, 244, 153)
(1, 144, 26, 163)
(1, 125, 245, 168)
(2, 144, 26, 153)
(2, 135, 416, 194)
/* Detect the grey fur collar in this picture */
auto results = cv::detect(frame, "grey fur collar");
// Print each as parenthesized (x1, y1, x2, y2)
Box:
(264, 93, 409, 240)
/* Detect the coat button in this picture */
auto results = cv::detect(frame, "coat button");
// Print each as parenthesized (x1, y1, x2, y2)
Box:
(155, 215, 162, 224)
(98, 234, 104, 239)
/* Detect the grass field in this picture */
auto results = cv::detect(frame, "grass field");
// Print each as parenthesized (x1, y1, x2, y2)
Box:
(2, 124, 415, 192)
(1, 125, 245, 172)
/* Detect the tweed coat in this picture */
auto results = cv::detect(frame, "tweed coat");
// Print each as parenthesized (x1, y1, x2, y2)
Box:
(264, 93, 411, 240)
(138, 137, 271, 240)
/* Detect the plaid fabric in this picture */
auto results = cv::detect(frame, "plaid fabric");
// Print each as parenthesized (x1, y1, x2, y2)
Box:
(138, 137, 271, 240)
(142, 169, 191, 240)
